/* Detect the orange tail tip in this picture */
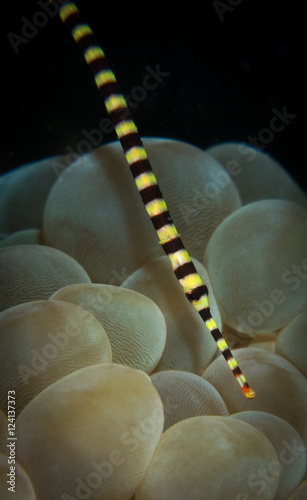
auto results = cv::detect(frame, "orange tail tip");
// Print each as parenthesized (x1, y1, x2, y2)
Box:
(242, 386, 256, 399)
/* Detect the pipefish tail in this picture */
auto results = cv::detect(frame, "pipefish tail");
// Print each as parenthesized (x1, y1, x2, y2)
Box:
(53, 0, 255, 399)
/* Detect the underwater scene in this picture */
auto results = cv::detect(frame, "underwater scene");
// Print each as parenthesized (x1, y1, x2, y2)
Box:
(1, 1, 306, 499)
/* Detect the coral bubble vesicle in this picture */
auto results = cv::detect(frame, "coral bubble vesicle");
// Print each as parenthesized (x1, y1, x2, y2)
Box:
(16, 364, 164, 500)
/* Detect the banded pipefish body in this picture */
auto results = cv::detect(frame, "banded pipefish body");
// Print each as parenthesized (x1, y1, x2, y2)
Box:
(54, 1, 255, 399)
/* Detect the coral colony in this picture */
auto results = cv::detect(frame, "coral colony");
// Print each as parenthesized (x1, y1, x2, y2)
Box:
(1, 1, 307, 499)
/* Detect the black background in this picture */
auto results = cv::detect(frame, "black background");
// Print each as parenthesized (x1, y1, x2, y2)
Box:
(2, 1, 305, 189)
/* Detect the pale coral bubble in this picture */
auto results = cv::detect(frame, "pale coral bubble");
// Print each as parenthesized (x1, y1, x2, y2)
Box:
(0, 229, 42, 248)
(0, 155, 69, 234)
(50, 283, 166, 374)
(276, 310, 307, 378)
(288, 478, 307, 499)
(206, 141, 307, 207)
(16, 363, 164, 500)
(202, 348, 307, 450)
(230, 411, 306, 500)
(150, 370, 228, 431)
(204, 199, 307, 334)
(0, 300, 112, 416)
(0, 244, 91, 312)
(121, 255, 219, 374)
(136, 416, 279, 500)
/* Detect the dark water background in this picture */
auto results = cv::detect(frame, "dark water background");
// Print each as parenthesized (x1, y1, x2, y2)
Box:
(1, 1, 305, 190)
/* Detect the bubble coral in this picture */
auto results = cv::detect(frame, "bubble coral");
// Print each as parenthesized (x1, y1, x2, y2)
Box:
(42, 138, 241, 283)
(207, 141, 307, 207)
(121, 255, 219, 373)
(230, 411, 306, 500)
(0, 244, 91, 312)
(0, 229, 42, 248)
(275, 310, 307, 378)
(288, 478, 307, 499)
(135, 416, 279, 500)
(16, 363, 164, 500)
(0, 155, 68, 234)
(0, 300, 112, 416)
(204, 199, 307, 335)
(203, 348, 307, 449)
(150, 370, 228, 431)
(50, 283, 166, 373)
